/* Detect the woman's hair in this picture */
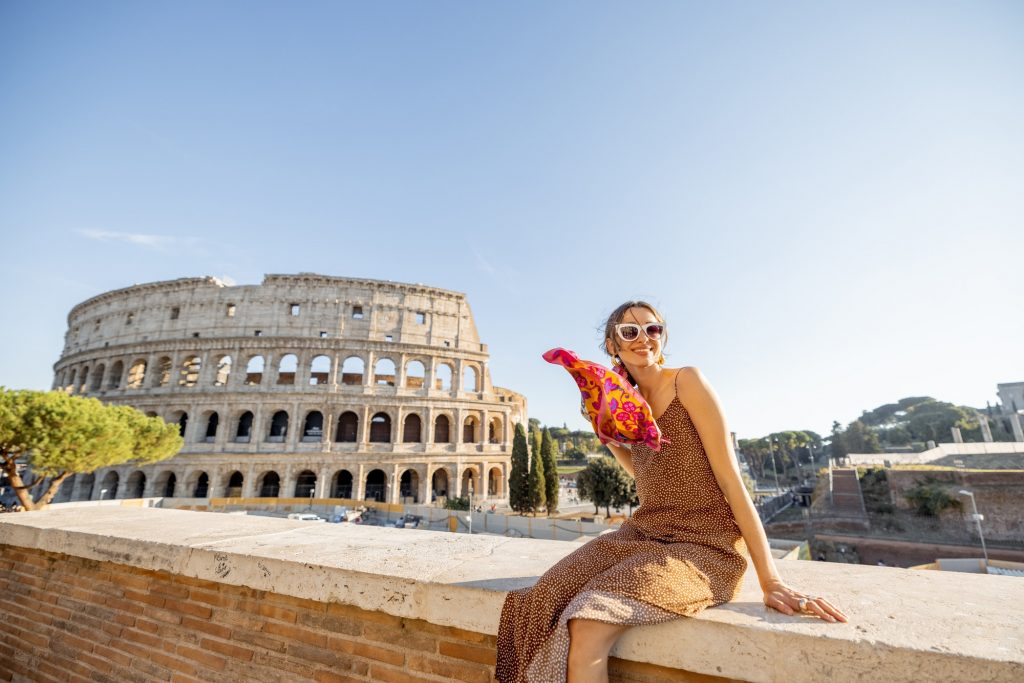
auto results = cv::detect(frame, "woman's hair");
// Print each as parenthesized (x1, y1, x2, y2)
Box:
(600, 301, 667, 385)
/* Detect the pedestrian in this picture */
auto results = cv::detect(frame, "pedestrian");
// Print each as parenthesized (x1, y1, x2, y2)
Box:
(496, 301, 847, 683)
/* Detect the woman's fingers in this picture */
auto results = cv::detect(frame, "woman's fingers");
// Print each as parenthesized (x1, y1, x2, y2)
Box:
(804, 600, 835, 622)
(816, 598, 849, 622)
(766, 593, 795, 615)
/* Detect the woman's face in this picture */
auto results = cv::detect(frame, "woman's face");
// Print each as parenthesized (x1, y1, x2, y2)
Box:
(606, 306, 664, 368)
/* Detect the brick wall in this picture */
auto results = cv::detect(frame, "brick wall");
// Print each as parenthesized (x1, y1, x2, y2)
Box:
(0, 545, 732, 683)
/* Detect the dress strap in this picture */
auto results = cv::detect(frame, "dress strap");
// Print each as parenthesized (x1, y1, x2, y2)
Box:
(672, 368, 683, 401)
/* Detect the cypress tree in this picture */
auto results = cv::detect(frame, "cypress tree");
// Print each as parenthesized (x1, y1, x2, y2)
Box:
(541, 428, 559, 515)
(528, 430, 546, 514)
(508, 423, 530, 513)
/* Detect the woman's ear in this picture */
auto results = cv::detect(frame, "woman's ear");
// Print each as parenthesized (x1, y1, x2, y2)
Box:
(604, 338, 615, 357)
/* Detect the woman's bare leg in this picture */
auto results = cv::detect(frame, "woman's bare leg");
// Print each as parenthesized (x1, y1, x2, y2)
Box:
(567, 618, 630, 683)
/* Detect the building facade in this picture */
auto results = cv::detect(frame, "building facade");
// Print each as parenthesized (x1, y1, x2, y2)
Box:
(50, 274, 527, 505)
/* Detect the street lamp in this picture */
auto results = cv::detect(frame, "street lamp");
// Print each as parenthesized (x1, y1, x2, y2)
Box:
(767, 438, 781, 494)
(958, 489, 989, 568)
(467, 479, 474, 535)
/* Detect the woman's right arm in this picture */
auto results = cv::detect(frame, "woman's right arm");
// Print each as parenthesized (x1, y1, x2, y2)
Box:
(605, 443, 635, 477)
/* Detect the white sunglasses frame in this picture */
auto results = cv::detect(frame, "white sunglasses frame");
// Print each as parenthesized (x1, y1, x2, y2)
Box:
(614, 322, 665, 342)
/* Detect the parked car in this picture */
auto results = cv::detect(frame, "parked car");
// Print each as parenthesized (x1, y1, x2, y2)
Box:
(286, 513, 324, 522)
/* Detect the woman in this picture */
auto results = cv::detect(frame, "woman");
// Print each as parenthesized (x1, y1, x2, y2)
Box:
(495, 301, 847, 683)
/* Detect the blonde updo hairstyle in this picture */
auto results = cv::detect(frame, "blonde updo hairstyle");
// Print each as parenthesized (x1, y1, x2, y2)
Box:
(601, 301, 668, 386)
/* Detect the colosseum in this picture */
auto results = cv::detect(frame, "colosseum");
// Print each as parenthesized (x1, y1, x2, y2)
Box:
(49, 273, 527, 507)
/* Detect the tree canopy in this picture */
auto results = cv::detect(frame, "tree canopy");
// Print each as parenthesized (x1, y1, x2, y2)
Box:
(575, 457, 632, 516)
(0, 388, 182, 510)
(508, 423, 531, 513)
(541, 428, 559, 515)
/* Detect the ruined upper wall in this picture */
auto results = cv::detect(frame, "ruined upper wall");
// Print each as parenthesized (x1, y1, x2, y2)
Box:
(61, 274, 482, 357)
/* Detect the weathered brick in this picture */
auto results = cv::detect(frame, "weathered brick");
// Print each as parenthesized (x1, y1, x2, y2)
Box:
(362, 621, 437, 653)
(262, 619, 327, 648)
(296, 608, 361, 636)
(438, 640, 497, 666)
(330, 636, 405, 666)
(175, 644, 228, 672)
(367, 664, 440, 683)
(407, 652, 493, 683)
(179, 615, 231, 639)
(256, 602, 298, 623)
(199, 637, 254, 661)
(163, 597, 213, 619)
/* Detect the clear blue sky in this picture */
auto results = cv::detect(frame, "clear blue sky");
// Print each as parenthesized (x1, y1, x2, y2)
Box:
(2, 1, 1022, 439)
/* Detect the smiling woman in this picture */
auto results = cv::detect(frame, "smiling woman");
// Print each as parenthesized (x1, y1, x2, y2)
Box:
(496, 301, 847, 683)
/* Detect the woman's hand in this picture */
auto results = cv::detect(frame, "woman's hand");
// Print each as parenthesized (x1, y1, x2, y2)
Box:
(761, 578, 848, 623)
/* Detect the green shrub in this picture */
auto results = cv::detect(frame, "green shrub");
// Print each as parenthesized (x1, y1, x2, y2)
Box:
(903, 477, 962, 517)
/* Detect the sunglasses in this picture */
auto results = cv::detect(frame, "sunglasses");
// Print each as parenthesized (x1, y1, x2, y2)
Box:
(614, 322, 665, 342)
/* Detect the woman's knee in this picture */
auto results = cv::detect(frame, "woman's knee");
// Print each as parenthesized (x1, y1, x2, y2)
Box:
(568, 618, 628, 651)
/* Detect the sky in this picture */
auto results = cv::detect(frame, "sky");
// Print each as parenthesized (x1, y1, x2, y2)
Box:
(1, 1, 1022, 440)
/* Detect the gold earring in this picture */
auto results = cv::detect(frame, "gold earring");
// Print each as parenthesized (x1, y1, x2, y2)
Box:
(657, 354, 666, 365)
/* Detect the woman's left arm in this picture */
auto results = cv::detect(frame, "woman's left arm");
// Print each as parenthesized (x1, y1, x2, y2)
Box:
(677, 367, 847, 623)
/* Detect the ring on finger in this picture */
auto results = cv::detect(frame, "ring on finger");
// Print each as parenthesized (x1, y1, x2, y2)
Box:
(797, 598, 808, 612)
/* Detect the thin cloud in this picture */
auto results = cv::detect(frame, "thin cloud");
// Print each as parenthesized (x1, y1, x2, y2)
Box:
(76, 229, 198, 250)
(473, 248, 498, 276)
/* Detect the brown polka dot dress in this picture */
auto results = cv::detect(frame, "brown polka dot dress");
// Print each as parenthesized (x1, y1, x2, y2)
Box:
(495, 388, 748, 683)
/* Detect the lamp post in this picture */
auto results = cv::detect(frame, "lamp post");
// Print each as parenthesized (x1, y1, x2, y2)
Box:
(467, 479, 474, 535)
(958, 490, 989, 567)
(768, 438, 781, 494)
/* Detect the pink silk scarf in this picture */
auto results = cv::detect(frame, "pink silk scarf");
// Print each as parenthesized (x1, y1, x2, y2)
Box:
(543, 348, 667, 452)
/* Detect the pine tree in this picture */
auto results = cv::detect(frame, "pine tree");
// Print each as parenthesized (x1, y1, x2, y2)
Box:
(527, 430, 546, 514)
(541, 428, 559, 515)
(508, 423, 531, 513)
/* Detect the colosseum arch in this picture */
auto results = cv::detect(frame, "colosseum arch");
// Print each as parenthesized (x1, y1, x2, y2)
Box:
(224, 471, 244, 497)
(179, 356, 201, 387)
(126, 471, 146, 498)
(154, 357, 172, 387)
(402, 413, 422, 443)
(90, 364, 105, 392)
(488, 416, 503, 444)
(168, 410, 188, 438)
(234, 411, 255, 442)
(256, 471, 280, 497)
(154, 471, 176, 497)
(364, 469, 387, 502)
(294, 470, 317, 498)
(214, 355, 232, 386)
(309, 355, 331, 385)
(75, 472, 95, 501)
(107, 360, 124, 390)
(369, 412, 392, 443)
(332, 470, 353, 498)
(244, 355, 264, 385)
(461, 467, 480, 497)
(51, 274, 527, 512)
(341, 356, 364, 385)
(126, 360, 146, 389)
(302, 411, 324, 441)
(200, 411, 219, 442)
(187, 471, 209, 498)
(434, 414, 451, 443)
(98, 471, 118, 499)
(463, 365, 478, 392)
(335, 411, 358, 442)
(488, 466, 504, 497)
(276, 354, 298, 385)
(434, 363, 453, 390)
(267, 410, 289, 441)
(399, 468, 420, 503)
(404, 360, 425, 389)
(463, 415, 479, 443)
(373, 358, 396, 386)
(430, 467, 451, 500)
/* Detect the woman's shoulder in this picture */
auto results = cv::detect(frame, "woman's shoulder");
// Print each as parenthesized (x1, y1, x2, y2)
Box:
(670, 366, 714, 399)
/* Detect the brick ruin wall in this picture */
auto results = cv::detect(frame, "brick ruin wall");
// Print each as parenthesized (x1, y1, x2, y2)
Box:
(0, 546, 734, 683)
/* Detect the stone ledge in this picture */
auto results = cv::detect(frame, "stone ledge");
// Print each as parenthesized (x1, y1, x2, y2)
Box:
(1, 507, 1022, 682)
